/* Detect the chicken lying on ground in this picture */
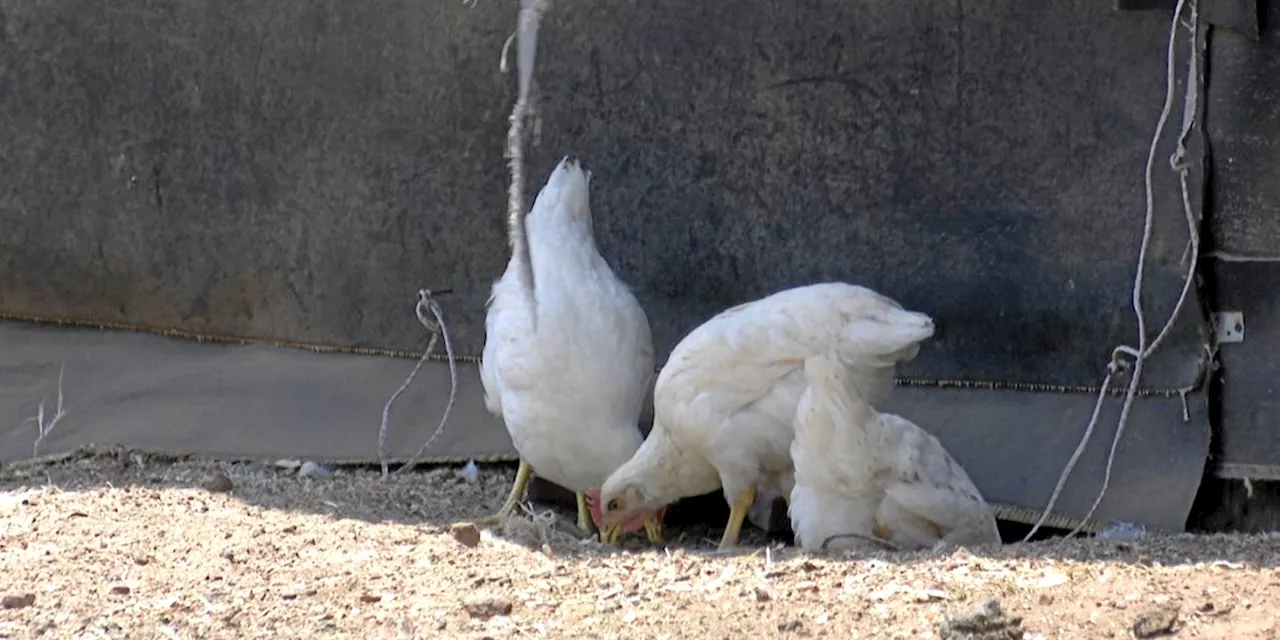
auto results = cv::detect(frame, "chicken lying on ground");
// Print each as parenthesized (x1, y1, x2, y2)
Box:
(789, 349, 1001, 552)
(475, 156, 663, 543)
(596, 282, 934, 549)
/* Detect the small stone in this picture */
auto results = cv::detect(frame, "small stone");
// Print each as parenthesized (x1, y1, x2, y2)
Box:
(360, 593, 382, 603)
(778, 620, 805, 633)
(1, 593, 35, 609)
(451, 523, 481, 548)
(463, 596, 512, 619)
(940, 599, 1024, 640)
(1132, 604, 1180, 638)
(110, 585, 131, 595)
(202, 473, 234, 493)
(298, 461, 333, 478)
(755, 586, 773, 602)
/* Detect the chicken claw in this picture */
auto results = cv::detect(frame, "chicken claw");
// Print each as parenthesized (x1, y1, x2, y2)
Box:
(600, 522, 623, 544)
(475, 460, 533, 526)
(644, 516, 663, 543)
(718, 483, 757, 549)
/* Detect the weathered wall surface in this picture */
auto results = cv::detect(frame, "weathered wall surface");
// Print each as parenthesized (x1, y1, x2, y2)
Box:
(1208, 2, 1280, 476)
(0, 0, 1208, 389)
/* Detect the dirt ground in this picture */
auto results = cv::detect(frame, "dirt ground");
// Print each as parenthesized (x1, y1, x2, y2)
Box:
(1, 449, 1278, 639)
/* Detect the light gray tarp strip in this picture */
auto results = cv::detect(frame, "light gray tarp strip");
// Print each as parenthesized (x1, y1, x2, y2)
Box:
(0, 320, 1207, 532)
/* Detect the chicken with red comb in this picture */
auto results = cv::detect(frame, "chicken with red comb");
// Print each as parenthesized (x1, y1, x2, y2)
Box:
(584, 488, 666, 543)
(597, 282, 936, 550)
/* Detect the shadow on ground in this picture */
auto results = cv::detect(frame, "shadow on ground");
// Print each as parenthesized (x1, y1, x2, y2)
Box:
(2, 446, 1277, 570)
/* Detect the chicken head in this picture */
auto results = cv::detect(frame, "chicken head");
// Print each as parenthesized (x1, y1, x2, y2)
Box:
(594, 484, 665, 544)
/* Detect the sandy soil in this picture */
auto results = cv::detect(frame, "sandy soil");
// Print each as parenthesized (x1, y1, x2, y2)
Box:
(1, 448, 1278, 639)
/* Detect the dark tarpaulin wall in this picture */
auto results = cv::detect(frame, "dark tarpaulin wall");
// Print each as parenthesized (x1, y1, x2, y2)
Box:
(1205, 0, 1280, 479)
(0, 0, 1209, 389)
(0, 0, 1216, 530)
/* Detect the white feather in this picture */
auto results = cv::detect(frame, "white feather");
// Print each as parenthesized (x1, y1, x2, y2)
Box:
(479, 156, 655, 494)
(788, 350, 1001, 552)
(601, 282, 934, 531)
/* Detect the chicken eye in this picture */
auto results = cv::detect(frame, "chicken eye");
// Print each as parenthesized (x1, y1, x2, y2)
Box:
(606, 499, 620, 512)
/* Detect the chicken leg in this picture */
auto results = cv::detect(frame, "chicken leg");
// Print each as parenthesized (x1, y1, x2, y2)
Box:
(575, 492, 598, 535)
(475, 459, 533, 525)
(718, 483, 757, 549)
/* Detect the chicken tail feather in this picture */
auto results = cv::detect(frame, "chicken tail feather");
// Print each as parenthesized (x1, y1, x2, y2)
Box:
(532, 156, 592, 225)
(837, 307, 936, 367)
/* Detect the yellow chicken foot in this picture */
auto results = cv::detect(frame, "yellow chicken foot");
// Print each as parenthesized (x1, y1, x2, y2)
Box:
(718, 484, 757, 550)
(575, 492, 598, 535)
(644, 515, 663, 544)
(600, 522, 623, 544)
(474, 459, 533, 526)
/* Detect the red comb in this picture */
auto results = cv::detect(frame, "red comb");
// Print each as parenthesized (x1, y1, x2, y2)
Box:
(584, 488, 605, 525)
(583, 489, 666, 534)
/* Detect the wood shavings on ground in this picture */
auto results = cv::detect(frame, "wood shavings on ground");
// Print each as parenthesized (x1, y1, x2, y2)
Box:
(1, 450, 1278, 638)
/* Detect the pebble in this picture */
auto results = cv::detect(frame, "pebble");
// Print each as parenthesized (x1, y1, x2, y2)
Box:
(940, 599, 1024, 640)
(463, 596, 512, 619)
(454, 460, 481, 483)
(778, 620, 804, 633)
(201, 473, 234, 493)
(1, 593, 35, 609)
(298, 461, 332, 479)
(451, 523, 481, 548)
(1132, 604, 1180, 638)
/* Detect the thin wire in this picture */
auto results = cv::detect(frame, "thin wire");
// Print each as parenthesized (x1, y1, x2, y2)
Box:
(378, 331, 437, 476)
(393, 290, 459, 476)
(1020, 366, 1120, 540)
(1203, 251, 1280, 263)
(377, 289, 459, 477)
(1070, 1, 1203, 537)
(1023, 0, 1197, 541)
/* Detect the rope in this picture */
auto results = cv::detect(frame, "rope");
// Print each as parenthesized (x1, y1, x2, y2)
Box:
(24, 364, 68, 459)
(1024, 0, 1202, 541)
(503, 0, 550, 329)
(376, 288, 459, 477)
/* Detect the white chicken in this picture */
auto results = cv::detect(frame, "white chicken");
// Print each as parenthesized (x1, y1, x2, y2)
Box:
(476, 156, 663, 543)
(596, 282, 935, 549)
(789, 349, 1001, 552)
